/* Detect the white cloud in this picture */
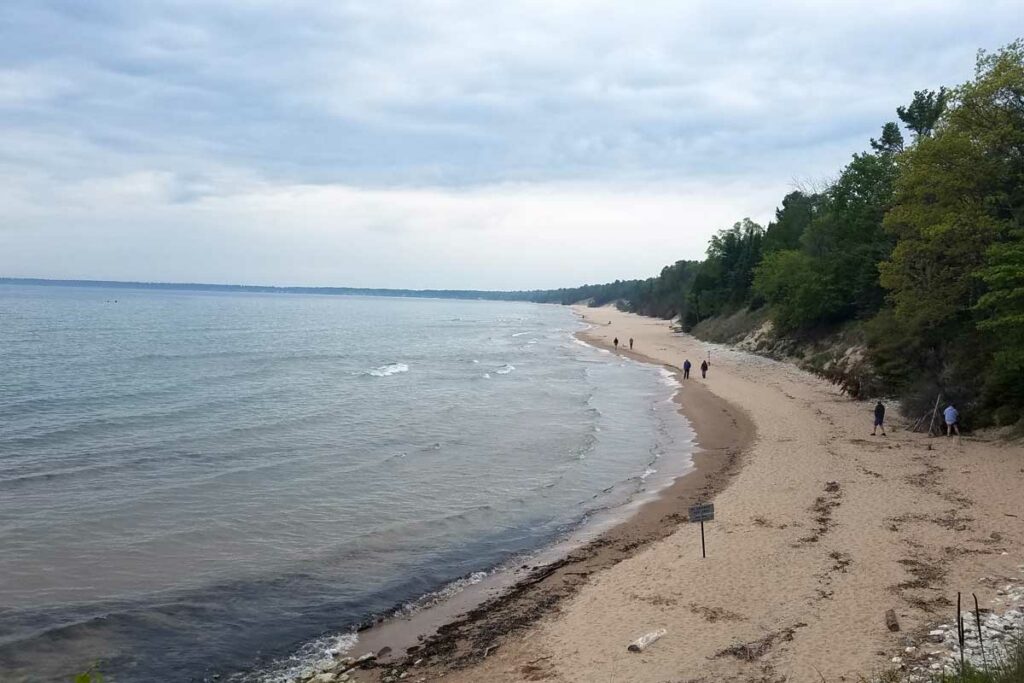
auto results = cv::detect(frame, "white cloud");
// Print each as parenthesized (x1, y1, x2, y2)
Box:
(0, 67, 76, 106)
(0, 0, 1020, 286)
(0, 174, 785, 288)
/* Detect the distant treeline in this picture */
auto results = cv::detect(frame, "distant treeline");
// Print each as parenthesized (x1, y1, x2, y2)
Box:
(0, 276, 695, 311)
(0, 277, 595, 303)
(531, 41, 1024, 427)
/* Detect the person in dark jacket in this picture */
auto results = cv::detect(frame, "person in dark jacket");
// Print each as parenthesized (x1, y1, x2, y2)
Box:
(613, 337, 619, 351)
(700, 360, 708, 379)
(872, 401, 886, 436)
(683, 359, 691, 379)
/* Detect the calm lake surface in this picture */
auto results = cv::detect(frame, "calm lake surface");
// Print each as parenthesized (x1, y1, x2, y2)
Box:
(0, 284, 693, 681)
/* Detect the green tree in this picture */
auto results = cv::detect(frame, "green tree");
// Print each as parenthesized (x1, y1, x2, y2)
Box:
(798, 128, 900, 318)
(870, 121, 905, 154)
(896, 87, 950, 140)
(878, 40, 1024, 418)
(753, 250, 845, 331)
(976, 231, 1024, 416)
(880, 41, 1024, 332)
(686, 219, 765, 323)
(762, 191, 821, 254)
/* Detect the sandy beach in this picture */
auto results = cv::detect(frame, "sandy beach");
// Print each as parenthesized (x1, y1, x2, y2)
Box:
(354, 306, 1023, 683)
(351, 308, 754, 673)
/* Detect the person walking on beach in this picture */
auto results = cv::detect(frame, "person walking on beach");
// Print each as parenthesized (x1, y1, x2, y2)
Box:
(683, 359, 691, 379)
(872, 401, 886, 436)
(700, 360, 708, 379)
(629, 338, 633, 350)
(944, 404, 960, 437)
(613, 337, 619, 351)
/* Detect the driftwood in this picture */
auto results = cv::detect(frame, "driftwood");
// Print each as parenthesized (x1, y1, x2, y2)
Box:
(885, 609, 901, 632)
(628, 628, 667, 652)
(927, 394, 942, 436)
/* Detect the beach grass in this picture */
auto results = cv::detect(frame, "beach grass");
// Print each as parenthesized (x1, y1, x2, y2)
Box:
(936, 640, 1024, 682)
(875, 635, 1024, 682)
(939, 636, 1024, 683)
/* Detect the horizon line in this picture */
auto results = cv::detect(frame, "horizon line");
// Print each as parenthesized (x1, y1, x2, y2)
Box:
(0, 276, 627, 297)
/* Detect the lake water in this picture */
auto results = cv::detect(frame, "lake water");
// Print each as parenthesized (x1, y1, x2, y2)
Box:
(0, 284, 693, 681)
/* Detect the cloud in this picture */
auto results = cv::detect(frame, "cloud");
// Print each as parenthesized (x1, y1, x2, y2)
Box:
(0, 172, 785, 288)
(0, 0, 1020, 286)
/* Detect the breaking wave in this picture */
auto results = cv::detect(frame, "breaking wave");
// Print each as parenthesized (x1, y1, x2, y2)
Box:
(367, 363, 409, 377)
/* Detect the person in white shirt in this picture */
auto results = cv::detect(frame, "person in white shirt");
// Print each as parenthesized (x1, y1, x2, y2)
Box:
(943, 404, 960, 437)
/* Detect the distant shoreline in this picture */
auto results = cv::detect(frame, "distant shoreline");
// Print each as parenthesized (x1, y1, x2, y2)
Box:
(0, 277, 553, 302)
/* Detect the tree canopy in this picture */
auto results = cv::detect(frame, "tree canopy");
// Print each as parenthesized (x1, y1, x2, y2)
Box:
(523, 40, 1024, 426)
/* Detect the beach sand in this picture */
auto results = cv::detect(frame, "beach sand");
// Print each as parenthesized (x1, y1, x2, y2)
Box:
(359, 306, 1023, 683)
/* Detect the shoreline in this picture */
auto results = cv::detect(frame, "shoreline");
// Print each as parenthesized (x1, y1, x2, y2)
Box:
(358, 306, 1023, 683)
(347, 312, 755, 680)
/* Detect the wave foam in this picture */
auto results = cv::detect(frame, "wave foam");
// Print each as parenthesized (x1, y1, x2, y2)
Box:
(246, 631, 358, 683)
(495, 364, 515, 375)
(367, 362, 409, 377)
(658, 367, 681, 389)
(572, 337, 609, 353)
(395, 571, 490, 618)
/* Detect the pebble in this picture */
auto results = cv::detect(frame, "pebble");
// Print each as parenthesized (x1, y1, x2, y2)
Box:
(905, 580, 1024, 679)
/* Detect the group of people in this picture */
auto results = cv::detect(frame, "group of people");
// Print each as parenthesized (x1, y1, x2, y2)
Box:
(610, 330, 964, 440)
(612, 337, 634, 351)
(611, 334, 710, 379)
(682, 358, 708, 379)
(611, 335, 711, 379)
(872, 400, 961, 437)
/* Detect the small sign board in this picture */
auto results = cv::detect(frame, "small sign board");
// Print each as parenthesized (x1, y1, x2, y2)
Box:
(688, 502, 715, 523)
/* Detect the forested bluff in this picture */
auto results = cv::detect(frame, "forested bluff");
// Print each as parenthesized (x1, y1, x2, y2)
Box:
(519, 42, 1024, 430)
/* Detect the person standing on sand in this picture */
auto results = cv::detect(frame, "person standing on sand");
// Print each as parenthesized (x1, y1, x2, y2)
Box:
(700, 360, 708, 379)
(872, 401, 887, 436)
(944, 404, 960, 437)
(629, 338, 633, 350)
(683, 359, 691, 379)
(613, 337, 619, 351)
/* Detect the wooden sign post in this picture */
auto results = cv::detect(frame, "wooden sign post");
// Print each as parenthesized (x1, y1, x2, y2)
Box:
(688, 502, 715, 558)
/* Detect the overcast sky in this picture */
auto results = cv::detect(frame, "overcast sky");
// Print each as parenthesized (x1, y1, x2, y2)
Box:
(1, 1, 1020, 289)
